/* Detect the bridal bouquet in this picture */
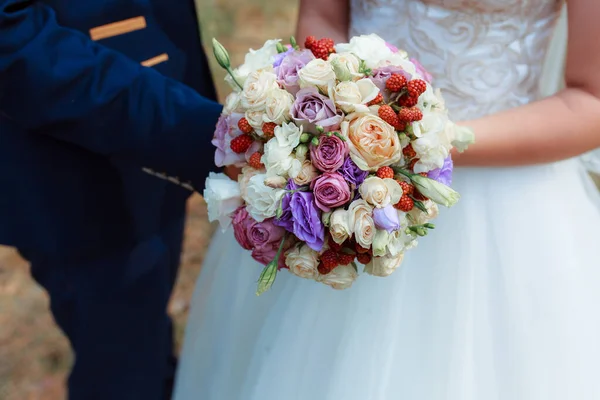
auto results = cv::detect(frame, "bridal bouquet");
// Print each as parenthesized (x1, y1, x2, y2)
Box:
(204, 34, 474, 295)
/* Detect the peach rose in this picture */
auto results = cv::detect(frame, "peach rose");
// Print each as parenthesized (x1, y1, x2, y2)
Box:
(341, 113, 402, 171)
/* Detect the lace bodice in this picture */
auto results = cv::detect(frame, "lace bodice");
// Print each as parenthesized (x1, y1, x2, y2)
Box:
(350, 0, 564, 120)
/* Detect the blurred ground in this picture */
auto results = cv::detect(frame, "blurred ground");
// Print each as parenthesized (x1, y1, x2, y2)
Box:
(0, 0, 298, 399)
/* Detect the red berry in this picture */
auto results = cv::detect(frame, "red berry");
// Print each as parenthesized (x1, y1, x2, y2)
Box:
(249, 152, 264, 169)
(408, 158, 419, 171)
(376, 166, 394, 179)
(230, 134, 253, 154)
(398, 107, 423, 123)
(321, 38, 335, 49)
(394, 195, 414, 212)
(327, 236, 343, 252)
(304, 36, 317, 49)
(402, 144, 417, 159)
(357, 253, 372, 265)
(337, 252, 356, 266)
(238, 117, 253, 134)
(407, 79, 427, 97)
(262, 122, 277, 139)
(317, 262, 330, 275)
(378, 105, 402, 130)
(320, 249, 339, 273)
(367, 92, 384, 106)
(413, 190, 429, 201)
(355, 242, 370, 254)
(398, 180, 414, 196)
(386, 74, 407, 92)
(398, 94, 419, 107)
(418, 172, 428, 177)
(310, 38, 335, 60)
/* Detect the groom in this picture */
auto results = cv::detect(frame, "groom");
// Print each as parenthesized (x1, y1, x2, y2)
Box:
(0, 0, 220, 398)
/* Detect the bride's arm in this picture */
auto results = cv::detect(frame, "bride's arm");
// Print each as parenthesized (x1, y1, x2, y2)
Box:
(296, 0, 349, 44)
(454, 0, 600, 167)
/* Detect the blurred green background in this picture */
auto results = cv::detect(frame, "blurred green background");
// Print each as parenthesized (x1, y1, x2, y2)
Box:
(0, 1, 297, 398)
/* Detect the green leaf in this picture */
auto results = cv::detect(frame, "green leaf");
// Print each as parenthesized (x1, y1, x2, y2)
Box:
(412, 200, 428, 213)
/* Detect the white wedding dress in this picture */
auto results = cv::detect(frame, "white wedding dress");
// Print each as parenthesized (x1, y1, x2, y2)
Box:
(174, 1, 600, 399)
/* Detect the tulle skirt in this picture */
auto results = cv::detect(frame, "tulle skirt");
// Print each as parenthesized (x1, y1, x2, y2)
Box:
(173, 159, 600, 400)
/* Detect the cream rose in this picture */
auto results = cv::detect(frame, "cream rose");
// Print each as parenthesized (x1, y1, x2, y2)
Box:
(263, 88, 294, 124)
(293, 160, 319, 185)
(245, 110, 267, 131)
(328, 53, 363, 80)
(329, 209, 351, 244)
(359, 177, 403, 208)
(331, 79, 379, 113)
(243, 173, 285, 222)
(342, 113, 403, 171)
(238, 166, 262, 199)
(409, 201, 439, 224)
(223, 92, 243, 114)
(286, 244, 320, 280)
(241, 70, 279, 111)
(317, 264, 358, 290)
(364, 253, 404, 277)
(298, 59, 336, 90)
(347, 199, 375, 248)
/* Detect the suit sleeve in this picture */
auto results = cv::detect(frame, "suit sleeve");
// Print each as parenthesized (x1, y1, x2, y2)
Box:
(0, 0, 222, 190)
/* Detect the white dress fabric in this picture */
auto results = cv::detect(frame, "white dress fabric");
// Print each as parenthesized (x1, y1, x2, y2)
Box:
(173, 1, 600, 399)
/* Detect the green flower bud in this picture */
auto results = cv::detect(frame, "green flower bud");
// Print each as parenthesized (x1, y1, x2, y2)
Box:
(276, 42, 287, 54)
(295, 144, 309, 160)
(211, 38, 231, 70)
(300, 133, 311, 143)
(311, 136, 320, 147)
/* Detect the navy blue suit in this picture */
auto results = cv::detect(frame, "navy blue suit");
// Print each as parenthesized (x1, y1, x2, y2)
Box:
(0, 0, 221, 398)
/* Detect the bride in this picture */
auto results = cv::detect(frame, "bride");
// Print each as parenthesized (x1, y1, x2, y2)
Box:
(174, 1, 600, 399)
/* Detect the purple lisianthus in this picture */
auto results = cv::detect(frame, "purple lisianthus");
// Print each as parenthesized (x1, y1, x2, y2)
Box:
(310, 173, 351, 212)
(373, 205, 401, 233)
(427, 156, 453, 186)
(310, 135, 348, 172)
(212, 113, 247, 167)
(410, 58, 433, 83)
(249, 218, 286, 268)
(273, 180, 300, 232)
(291, 87, 343, 133)
(370, 66, 412, 101)
(340, 157, 369, 190)
(272, 45, 294, 67)
(290, 191, 325, 252)
(274, 50, 315, 95)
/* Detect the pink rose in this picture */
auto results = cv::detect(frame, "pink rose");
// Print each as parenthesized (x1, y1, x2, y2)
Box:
(310, 172, 351, 212)
(309, 134, 348, 173)
(248, 218, 286, 267)
(232, 207, 254, 250)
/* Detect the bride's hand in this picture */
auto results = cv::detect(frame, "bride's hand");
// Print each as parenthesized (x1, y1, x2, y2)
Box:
(224, 165, 241, 181)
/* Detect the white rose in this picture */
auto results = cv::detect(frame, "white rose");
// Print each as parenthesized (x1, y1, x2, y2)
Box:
(243, 173, 285, 222)
(286, 244, 320, 280)
(241, 70, 279, 111)
(347, 199, 375, 248)
(409, 201, 439, 224)
(317, 264, 358, 290)
(263, 88, 294, 124)
(358, 177, 403, 208)
(264, 175, 287, 189)
(203, 172, 242, 231)
(245, 110, 267, 131)
(238, 166, 262, 199)
(331, 79, 379, 113)
(364, 253, 404, 277)
(293, 160, 319, 185)
(328, 53, 363, 80)
(226, 39, 280, 88)
(298, 59, 336, 90)
(329, 209, 351, 244)
(223, 92, 243, 114)
(334, 34, 410, 70)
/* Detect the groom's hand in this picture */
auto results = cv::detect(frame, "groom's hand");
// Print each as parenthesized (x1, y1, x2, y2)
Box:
(224, 166, 242, 181)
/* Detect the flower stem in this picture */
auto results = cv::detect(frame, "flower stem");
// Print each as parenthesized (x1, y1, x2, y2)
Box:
(225, 66, 243, 90)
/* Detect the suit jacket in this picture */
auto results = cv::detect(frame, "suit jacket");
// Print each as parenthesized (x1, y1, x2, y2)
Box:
(0, 0, 222, 259)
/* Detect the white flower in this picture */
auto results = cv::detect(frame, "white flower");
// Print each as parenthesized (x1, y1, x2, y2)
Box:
(203, 172, 243, 231)
(223, 92, 243, 114)
(447, 121, 475, 153)
(286, 244, 320, 280)
(274, 122, 302, 149)
(243, 173, 285, 222)
(293, 159, 318, 185)
(418, 85, 446, 115)
(263, 88, 294, 124)
(347, 199, 375, 248)
(330, 79, 379, 113)
(262, 122, 303, 178)
(411, 112, 453, 173)
(410, 174, 460, 207)
(264, 175, 287, 189)
(238, 166, 261, 199)
(328, 53, 363, 80)
(372, 229, 390, 257)
(226, 39, 280, 88)
(409, 201, 439, 224)
(358, 177, 403, 208)
(364, 253, 404, 277)
(334, 34, 411, 70)
(329, 209, 351, 244)
(317, 264, 358, 290)
(245, 110, 267, 132)
(241, 70, 279, 111)
(298, 59, 336, 90)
